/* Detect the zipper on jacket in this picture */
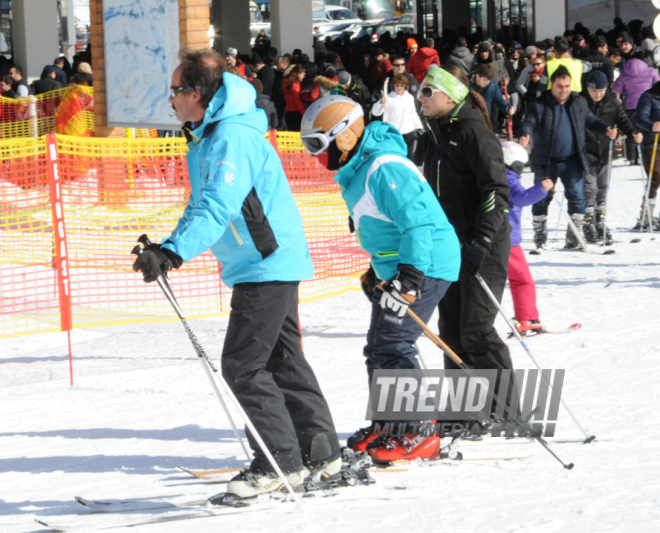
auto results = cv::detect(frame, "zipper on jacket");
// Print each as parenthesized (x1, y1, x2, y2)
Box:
(229, 222, 244, 245)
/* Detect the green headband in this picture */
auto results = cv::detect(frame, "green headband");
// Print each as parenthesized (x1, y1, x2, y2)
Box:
(423, 66, 469, 104)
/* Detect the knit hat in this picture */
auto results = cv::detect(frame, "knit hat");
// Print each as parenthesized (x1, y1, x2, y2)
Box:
(373, 48, 385, 57)
(407, 38, 418, 50)
(621, 35, 634, 45)
(337, 70, 351, 86)
(550, 64, 571, 82)
(478, 41, 492, 52)
(523, 45, 538, 57)
(226, 48, 238, 58)
(250, 53, 264, 66)
(587, 70, 608, 90)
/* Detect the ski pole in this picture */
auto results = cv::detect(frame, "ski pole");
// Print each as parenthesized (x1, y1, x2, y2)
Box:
(640, 137, 658, 237)
(555, 197, 612, 287)
(475, 273, 596, 444)
(406, 308, 574, 469)
(132, 238, 305, 509)
(132, 237, 251, 463)
(552, 190, 564, 244)
(600, 141, 614, 247)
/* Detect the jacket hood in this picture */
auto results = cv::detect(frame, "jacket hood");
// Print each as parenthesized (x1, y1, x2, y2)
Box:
(451, 47, 472, 59)
(416, 47, 439, 60)
(314, 75, 338, 88)
(190, 72, 267, 143)
(335, 121, 408, 187)
(623, 58, 651, 76)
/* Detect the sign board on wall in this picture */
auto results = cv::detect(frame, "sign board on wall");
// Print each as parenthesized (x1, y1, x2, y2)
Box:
(102, 0, 181, 128)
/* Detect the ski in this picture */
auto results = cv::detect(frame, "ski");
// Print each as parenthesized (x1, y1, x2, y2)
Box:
(35, 504, 271, 532)
(177, 465, 241, 481)
(531, 246, 615, 255)
(507, 323, 582, 339)
(75, 495, 209, 513)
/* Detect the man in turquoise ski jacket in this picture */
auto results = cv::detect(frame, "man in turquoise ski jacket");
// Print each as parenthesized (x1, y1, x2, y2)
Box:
(301, 95, 461, 463)
(132, 49, 341, 498)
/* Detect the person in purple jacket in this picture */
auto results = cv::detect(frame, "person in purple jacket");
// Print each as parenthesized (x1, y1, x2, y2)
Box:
(612, 53, 660, 165)
(502, 141, 553, 335)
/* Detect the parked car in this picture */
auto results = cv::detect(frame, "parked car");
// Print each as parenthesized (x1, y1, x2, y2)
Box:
(371, 16, 414, 41)
(313, 22, 358, 40)
(313, 5, 362, 24)
(340, 22, 378, 41)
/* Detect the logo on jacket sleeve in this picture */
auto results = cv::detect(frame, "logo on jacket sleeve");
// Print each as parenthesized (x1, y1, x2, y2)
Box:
(449, 140, 458, 146)
(225, 171, 235, 185)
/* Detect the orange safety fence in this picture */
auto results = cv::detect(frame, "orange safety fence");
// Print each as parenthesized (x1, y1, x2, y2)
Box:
(0, 132, 369, 340)
(0, 86, 159, 139)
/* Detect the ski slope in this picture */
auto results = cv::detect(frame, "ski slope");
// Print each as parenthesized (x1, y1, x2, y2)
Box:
(2, 158, 660, 532)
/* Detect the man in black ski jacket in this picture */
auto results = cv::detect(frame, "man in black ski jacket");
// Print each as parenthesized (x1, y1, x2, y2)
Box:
(520, 65, 616, 250)
(333, 70, 372, 121)
(582, 70, 641, 244)
(582, 36, 615, 87)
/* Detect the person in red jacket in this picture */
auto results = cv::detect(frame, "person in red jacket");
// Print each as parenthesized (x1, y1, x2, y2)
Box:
(406, 38, 440, 83)
(283, 64, 306, 131)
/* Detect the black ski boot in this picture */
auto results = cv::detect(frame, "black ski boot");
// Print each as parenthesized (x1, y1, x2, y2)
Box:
(583, 207, 599, 244)
(564, 213, 584, 250)
(596, 205, 613, 245)
(532, 215, 547, 251)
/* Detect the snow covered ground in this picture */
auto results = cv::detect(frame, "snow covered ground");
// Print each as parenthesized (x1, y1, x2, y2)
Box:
(2, 158, 660, 532)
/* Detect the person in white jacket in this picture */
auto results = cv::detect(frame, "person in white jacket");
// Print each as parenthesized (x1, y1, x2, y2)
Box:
(372, 74, 424, 158)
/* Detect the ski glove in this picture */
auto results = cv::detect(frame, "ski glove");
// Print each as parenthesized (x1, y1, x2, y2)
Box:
(460, 235, 491, 277)
(379, 264, 425, 317)
(360, 266, 376, 301)
(132, 243, 183, 283)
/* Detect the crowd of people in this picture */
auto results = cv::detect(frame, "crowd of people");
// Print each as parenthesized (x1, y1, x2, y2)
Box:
(0, 50, 93, 99)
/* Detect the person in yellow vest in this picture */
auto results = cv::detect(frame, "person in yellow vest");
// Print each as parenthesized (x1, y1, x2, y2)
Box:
(546, 36, 589, 92)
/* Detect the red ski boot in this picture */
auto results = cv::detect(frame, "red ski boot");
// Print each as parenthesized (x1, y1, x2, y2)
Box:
(515, 319, 545, 337)
(366, 434, 441, 463)
(346, 424, 379, 453)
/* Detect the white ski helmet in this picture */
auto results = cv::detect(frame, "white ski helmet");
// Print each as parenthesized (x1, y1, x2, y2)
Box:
(300, 95, 365, 161)
(501, 140, 529, 168)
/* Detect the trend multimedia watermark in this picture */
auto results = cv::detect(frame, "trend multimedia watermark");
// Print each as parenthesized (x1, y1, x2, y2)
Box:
(367, 369, 565, 437)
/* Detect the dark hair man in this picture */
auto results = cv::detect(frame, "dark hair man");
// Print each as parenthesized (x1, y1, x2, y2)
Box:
(0, 74, 17, 98)
(520, 66, 617, 251)
(9, 65, 31, 97)
(446, 36, 475, 75)
(132, 48, 341, 497)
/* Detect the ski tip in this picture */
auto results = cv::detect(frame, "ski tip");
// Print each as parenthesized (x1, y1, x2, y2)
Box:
(630, 238, 641, 243)
(584, 435, 597, 444)
(602, 249, 615, 255)
(34, 519, 65, 532)
(74, 496, 90, 507)
(568, 323, 582, 331)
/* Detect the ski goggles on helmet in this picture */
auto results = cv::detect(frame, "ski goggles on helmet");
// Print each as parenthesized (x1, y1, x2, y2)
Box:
(300, 106, 364, 155)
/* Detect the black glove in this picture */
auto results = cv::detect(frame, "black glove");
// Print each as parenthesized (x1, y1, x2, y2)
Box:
(460, 235, 491, 277)
(132, 243, 183, 283)
(360, 266, 376, 300)
(348, 215, 355, 234)
(378, 264, 425, 317)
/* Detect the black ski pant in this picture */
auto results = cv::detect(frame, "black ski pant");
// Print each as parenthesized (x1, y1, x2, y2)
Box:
(221, 281, 340, 474)
(438, 235, 514, 414)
